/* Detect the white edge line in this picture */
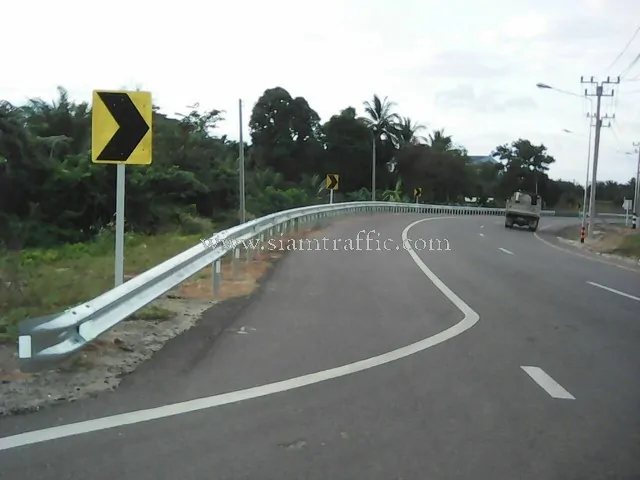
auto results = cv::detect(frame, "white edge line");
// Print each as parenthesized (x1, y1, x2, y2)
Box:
(586, 281, 640, 302)
(533, 225, 640, 273)
(498, 247, 514, 255)
(0, 216, 480, 452)
(521, 366, 575, 400)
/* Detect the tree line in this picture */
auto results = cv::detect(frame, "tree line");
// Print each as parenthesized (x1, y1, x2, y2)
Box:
(0, 86, 636, 249)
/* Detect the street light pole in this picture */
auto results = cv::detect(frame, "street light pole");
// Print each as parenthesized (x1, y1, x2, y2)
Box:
(371, 128, 377, 201)
(633, 142, 640, 229)
(582, 122, 593, 236)
(238, 99, 246, 223)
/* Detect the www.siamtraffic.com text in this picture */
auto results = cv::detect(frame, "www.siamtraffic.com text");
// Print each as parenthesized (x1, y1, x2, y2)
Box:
(200, 230, 450, 252)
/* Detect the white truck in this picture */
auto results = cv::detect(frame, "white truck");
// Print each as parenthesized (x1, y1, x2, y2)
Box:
(504, 190, 542, 232)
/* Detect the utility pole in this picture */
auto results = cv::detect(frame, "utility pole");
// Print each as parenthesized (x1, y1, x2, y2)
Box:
(238, 99, 246, 224)
(633, 142, 640, 229)
(581, 75, 619, 238)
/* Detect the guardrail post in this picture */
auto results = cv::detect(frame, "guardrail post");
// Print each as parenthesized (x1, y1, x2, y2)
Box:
(212, 259, 221, 297)
(246, 238, 254, 264)
(232, 247, 240, 279)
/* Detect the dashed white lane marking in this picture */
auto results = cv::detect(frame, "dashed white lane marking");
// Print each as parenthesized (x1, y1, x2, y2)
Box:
(521, 366, 575, 400)
(498, 247, 514, 255)
(0, 216, 480, 452)
(480, 225, 484, 229)
(479, 233, 485, 237)
(587, 281, 640, 302)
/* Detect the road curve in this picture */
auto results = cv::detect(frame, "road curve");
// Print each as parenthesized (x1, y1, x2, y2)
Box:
(0, 213, 638, 479)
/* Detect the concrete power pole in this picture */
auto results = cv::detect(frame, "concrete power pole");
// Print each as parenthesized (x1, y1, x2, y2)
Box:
(633, 142, 640, 229)
(581, 76, 619, 238)
(238, 99, 246, 224)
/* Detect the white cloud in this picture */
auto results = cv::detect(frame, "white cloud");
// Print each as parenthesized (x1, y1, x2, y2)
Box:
(3, 0, 640, 182)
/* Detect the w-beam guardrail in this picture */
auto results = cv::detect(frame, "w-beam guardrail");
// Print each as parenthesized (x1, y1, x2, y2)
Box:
(17, 202, 556, 372)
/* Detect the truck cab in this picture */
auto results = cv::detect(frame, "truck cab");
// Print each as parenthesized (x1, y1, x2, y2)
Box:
(504, 190, 542, 232)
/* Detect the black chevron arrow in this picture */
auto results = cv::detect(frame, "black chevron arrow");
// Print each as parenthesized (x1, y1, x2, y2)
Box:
(97, 92, 149, 161)
(327, 174, 338, 189)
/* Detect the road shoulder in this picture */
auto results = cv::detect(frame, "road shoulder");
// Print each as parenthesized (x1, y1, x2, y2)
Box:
(535, 222, 640, 272)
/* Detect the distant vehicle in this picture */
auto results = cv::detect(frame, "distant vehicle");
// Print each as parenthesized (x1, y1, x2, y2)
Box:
(504, 190, 541, 231)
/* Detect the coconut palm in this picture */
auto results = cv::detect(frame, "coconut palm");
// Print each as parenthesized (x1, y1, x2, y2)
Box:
(394, 117, 427, 147)
(362, 94, 400, 200)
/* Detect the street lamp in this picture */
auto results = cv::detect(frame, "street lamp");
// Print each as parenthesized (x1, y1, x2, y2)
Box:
(538, 82, 594, 240)
(561, 127, 593, 236)
(371, 126, 378, 201)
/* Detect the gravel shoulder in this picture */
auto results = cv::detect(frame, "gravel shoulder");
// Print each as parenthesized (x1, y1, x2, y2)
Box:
(0, 227, 317, 417)
(553, 223, 640, 267)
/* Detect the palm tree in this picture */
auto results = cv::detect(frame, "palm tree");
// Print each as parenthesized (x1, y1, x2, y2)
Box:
(427, 128, 467, 156)
(362, 95, 400, 200)
(427, 129, 453, 152)
(394, 117, 427, 147)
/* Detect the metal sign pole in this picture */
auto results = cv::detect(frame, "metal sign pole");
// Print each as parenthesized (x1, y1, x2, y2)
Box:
(115, 163, 125, 287)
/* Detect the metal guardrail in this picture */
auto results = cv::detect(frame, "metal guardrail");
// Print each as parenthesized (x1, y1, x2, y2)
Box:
(17, 201, 556, 372)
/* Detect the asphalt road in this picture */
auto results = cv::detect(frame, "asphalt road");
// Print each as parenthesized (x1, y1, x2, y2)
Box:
(1, 213, 639, 479)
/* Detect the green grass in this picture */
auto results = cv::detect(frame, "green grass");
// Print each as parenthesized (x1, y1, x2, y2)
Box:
(612, 232, 640, 259)
(553, 200, 626, 216)
(0, 225, 218, 344)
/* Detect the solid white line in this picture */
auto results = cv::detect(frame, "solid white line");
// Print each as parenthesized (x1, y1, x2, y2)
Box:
(586, 281, 640, 302)
(498, 247, 514, 255)
(533, 227, 640, 273)
(0, 216, 480, 452)
(521, 366, 575, 400)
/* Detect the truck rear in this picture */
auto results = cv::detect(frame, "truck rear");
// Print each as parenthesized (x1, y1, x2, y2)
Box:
(504, 191, 542, 232)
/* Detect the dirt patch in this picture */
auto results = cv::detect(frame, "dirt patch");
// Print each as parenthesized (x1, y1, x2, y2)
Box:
(555, 224, 640, 264)
(0, 226, 321, 417)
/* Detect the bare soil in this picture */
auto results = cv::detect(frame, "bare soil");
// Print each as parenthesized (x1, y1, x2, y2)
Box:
(556, 224, 640, 265)
(0, 228, 317, 416)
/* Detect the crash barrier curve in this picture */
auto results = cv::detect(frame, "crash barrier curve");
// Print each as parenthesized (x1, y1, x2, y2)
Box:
(18, 201, 557, 372)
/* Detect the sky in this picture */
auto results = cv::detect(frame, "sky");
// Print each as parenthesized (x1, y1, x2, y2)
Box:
(4, 0, 640, 184)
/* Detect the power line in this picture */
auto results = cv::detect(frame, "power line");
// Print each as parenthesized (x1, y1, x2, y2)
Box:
(619, 51, 640, 79)
(604, 25, 640, 73)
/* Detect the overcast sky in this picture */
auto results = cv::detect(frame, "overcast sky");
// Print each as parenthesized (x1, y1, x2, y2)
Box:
(4, 0, 640, 183)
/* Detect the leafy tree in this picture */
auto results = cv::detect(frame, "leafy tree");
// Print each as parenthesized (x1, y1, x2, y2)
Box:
(2, 83, 630, 253)
(492, 139, 556, 200)
(322, 107, 371, 192)
(249, 87, 323, 183)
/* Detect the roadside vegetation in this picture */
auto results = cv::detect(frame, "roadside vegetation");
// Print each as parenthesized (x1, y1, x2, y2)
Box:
(1, 86, 637, 341)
